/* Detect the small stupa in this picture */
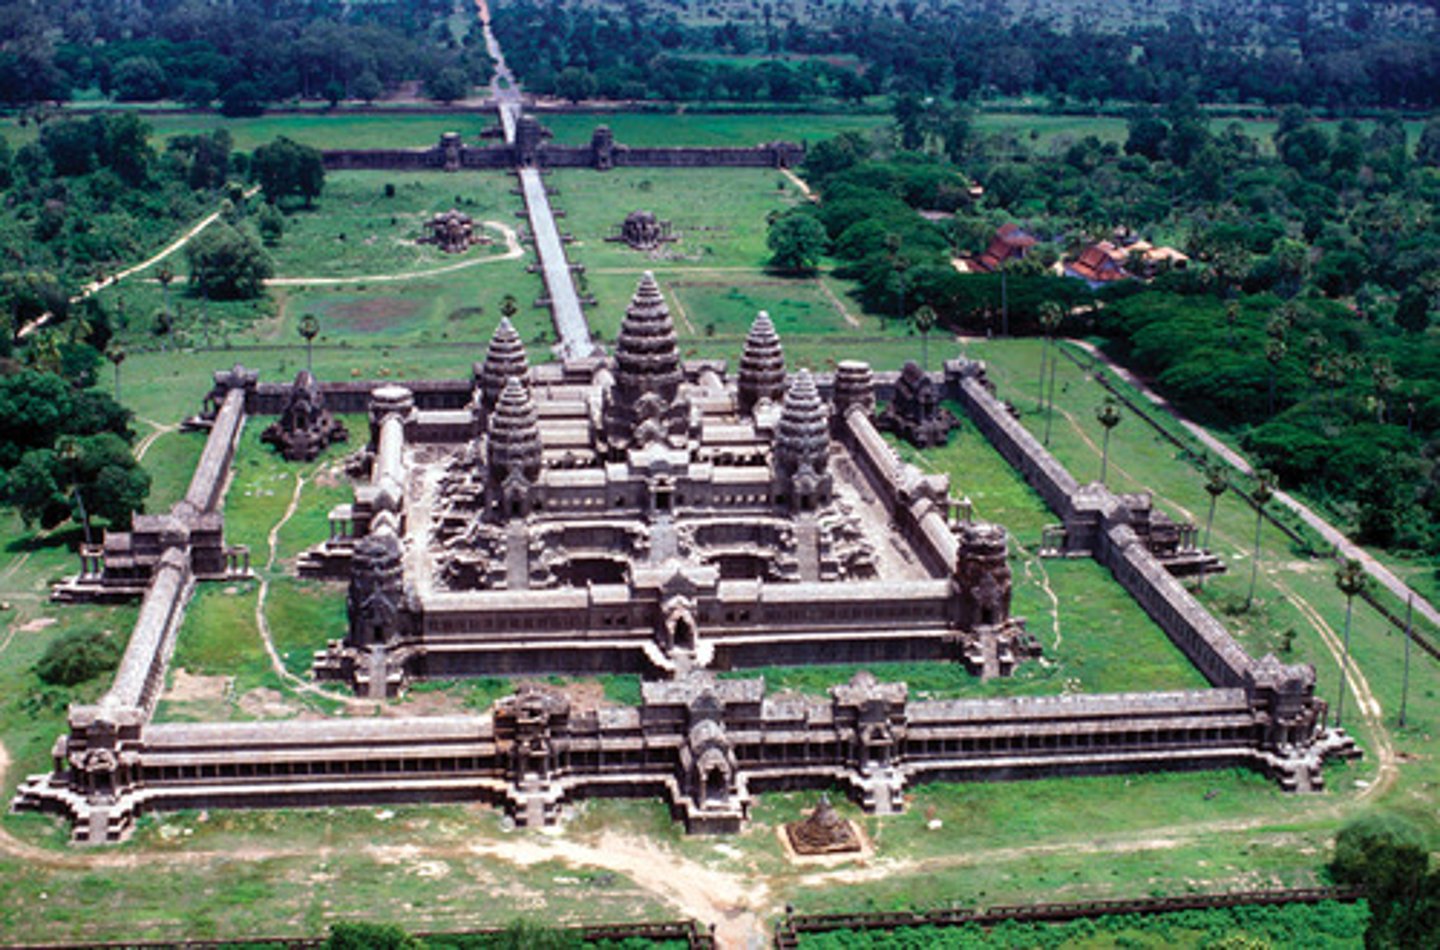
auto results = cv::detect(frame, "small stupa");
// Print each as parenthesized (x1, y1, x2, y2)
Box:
(785, 793, 862, 855)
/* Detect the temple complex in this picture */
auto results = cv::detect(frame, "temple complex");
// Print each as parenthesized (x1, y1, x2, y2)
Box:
(309, 273, 1038, 695)
(15, 281, 1357, 846)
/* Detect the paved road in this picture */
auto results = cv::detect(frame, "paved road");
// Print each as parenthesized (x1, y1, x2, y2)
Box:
(518, 167, 595, 359)
(1070, 339, 1440, 631)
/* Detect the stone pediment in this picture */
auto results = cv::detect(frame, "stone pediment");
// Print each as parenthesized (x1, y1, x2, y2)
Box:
(632, 561, 719, 597)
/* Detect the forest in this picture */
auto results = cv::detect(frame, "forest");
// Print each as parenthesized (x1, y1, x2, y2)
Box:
(770, 97, 1440, 557)
(0, 0, 492, 109)
(489, 0, 1440, 109)
(4, 1, 1439, 110)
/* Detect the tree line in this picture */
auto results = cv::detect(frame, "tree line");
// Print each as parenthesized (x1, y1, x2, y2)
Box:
(772, 105, 1439, 557)
(0, 0, 492, 111)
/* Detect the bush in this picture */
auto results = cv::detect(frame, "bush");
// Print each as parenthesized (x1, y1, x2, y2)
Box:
(34, 628, 123, 687)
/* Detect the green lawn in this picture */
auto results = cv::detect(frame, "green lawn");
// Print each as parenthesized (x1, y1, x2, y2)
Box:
(965, 337, 1439, 804)
(551, 166, 800, 271)
(265, 172, 519, 279)
(140, 428, 207, 512)
(536, 110, 887, 148)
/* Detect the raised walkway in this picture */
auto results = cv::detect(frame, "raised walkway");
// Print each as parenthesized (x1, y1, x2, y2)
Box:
(477, 0, 594, 360)
(518, 168, 595, 359)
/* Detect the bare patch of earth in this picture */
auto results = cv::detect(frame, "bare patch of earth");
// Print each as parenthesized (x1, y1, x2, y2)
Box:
(167, 670, 232, 702)
(385, 690, 470, 717)
(323, 296, 423, 333)
(238, 687, 314, 720)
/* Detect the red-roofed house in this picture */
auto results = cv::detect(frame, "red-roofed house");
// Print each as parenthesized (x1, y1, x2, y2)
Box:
(1065, 241, 1131, 286)
(971, 223, 1037, 273)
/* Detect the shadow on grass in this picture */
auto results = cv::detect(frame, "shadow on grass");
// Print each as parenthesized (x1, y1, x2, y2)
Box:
(4, 523, 84, 556)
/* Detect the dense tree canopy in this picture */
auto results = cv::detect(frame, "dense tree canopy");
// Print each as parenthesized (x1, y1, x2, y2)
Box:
(251, 136, 324, 207)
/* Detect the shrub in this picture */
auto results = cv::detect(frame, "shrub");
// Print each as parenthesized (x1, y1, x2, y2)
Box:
(34, 628, 123, 687)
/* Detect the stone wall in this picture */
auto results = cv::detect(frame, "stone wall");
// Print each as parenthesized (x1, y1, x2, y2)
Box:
(321, 139, 802, 173)
(945, 359, 1295, 696)
(98, 549, 194, 716)
(952, 368, 1079, 518)
(15, 669, 1298, 843)
(184, 387, 247, 514)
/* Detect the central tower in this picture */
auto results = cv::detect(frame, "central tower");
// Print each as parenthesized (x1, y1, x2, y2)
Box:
(602, 272, 692, 453)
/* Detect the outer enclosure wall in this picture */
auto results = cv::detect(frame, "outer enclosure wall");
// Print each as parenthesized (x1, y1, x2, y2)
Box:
(950, 363, 1253, 689)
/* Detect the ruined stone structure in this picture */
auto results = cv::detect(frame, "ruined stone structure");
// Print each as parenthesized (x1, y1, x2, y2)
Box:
(418, 208, 491, 253)
(787, 794, 862, 855)
(877, 361, 960, 448)
(261, 371, 349, 462)
(20, 294, 1357, 845)
(53, 368, 253, 602)
(607, 210, 677, 251)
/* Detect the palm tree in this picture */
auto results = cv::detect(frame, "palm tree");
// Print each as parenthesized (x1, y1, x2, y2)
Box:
(1043, 338, 1060, 447)
(1095, 398, 1122, 485)
(499, 294, 518, 322)
(156, 263, 175, 318)
(1265, 336, 1287, 416)
(1333, 558, 1368, 730)
(912, 304, 936, 370)
(298, 313, 320, 374)
(105, 343, 126, 400)
(1198, 462, 1228, 590)
(1244, 469, 1276, 611)
(1370, 356, 1396, 423)
(1202, 462, 1228, 551)
(1036, 301, 1063, 413)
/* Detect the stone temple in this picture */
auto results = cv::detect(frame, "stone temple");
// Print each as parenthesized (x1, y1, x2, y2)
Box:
(14, 274, 1359, 844)
(309, 272, 1039, 696)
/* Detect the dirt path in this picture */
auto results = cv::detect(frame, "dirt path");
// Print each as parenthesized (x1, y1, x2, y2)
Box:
(19, 189, 261, 340)
(781, 167, 818, 202)
(467, 831, 770, 948)
(816, 275, 862, 329)
(266, 220, 523, 287)
(1019, 544, 1062, 651)
(249, 466, 379, 712)
(1069, 339, 1440, 632)
(133, 419, 179, 462)
(1272, 575, 1397, 801)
